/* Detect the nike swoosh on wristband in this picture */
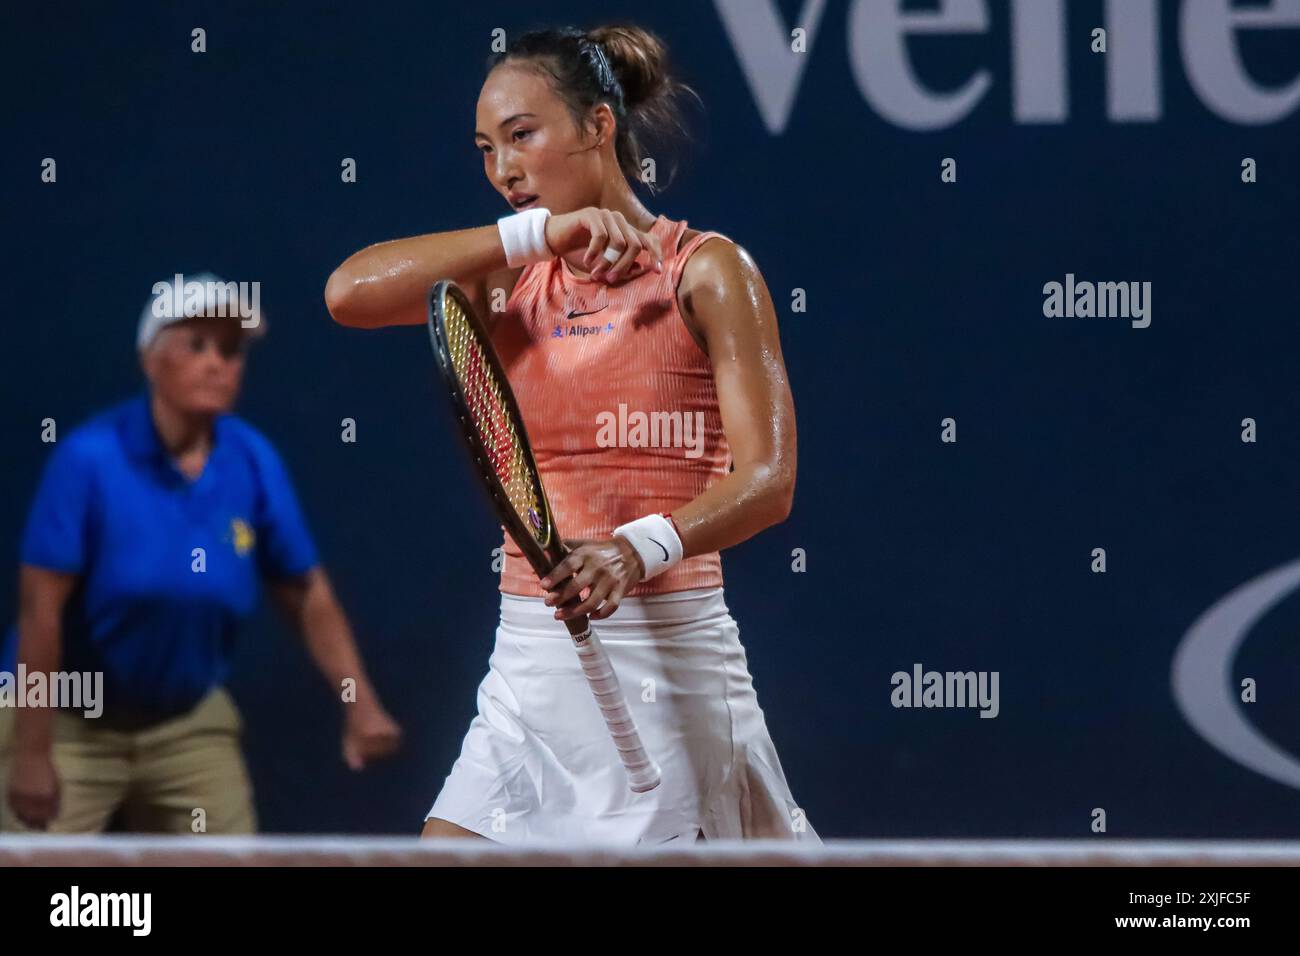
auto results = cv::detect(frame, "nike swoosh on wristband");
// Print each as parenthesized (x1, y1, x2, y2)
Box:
(647, 537, 669, 561)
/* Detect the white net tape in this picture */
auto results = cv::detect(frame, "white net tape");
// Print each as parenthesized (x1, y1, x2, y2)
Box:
(2, 836, 1299, 867)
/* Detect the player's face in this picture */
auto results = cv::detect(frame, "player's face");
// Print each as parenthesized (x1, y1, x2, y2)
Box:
(142, 318, 248, 416)
(475, 64, 604, 216)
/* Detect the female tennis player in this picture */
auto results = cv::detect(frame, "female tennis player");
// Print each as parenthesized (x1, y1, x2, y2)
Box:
(325, 23, 817, 844)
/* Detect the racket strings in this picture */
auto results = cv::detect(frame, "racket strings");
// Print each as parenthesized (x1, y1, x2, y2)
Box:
(442, 294, 548, 544)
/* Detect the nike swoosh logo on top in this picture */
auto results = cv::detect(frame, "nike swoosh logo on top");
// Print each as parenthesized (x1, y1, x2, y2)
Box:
(567, 306, 609, 319)
(647, 537, 669, 561)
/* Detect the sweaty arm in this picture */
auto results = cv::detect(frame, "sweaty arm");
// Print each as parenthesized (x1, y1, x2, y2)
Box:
(324, 225, 523, 332)
(671, 240, 797, 556)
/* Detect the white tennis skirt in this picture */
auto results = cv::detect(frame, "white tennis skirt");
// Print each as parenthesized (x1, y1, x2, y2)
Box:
(427, 586, 820, 845)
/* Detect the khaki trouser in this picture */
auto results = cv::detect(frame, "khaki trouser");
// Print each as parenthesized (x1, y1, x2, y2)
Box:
(0, 687, 255, 834)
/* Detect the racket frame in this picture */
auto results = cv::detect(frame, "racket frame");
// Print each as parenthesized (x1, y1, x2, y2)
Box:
(425, 279, 662, 793)
(427, 280, 564, 580)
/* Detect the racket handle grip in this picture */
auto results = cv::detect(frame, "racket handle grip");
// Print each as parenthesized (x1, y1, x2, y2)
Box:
(567, 623, 662, 793)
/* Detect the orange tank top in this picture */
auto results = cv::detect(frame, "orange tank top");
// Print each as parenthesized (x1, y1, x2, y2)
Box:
(493, 214, 733, 597)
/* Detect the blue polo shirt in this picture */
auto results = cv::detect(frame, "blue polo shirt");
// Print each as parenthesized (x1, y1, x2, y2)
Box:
(3, 393, 318, 722)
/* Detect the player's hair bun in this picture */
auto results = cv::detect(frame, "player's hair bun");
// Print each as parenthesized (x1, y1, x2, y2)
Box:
(586, 24, 668, 113)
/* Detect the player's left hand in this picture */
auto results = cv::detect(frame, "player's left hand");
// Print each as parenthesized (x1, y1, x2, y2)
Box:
(541, 537, 645, 621)
(342, 701, 403, 771)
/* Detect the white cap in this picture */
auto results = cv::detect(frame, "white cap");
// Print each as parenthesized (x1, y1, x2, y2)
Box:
(137, 272, 268, 351)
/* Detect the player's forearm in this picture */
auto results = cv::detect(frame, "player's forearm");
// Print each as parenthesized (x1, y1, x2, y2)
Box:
(670, 460, 795, 558)
(325, 224, 507, 329)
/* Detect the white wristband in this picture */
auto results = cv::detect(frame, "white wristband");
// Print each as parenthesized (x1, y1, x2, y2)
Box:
(497, 207, 553, 267)
(613, 514, 684, 581)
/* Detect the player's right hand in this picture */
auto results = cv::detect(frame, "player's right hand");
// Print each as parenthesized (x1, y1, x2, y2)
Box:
(544, 207, 664, 284)
(7, 748, 60, 830)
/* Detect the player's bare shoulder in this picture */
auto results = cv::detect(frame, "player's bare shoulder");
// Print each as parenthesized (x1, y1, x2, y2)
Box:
(675, 228, 764, 334)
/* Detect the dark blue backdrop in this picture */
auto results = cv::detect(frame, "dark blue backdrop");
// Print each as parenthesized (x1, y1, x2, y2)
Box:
(3, 0, 1298, 836)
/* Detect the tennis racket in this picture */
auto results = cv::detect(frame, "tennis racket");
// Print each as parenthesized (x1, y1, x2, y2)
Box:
(426, 279, 662, 793)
